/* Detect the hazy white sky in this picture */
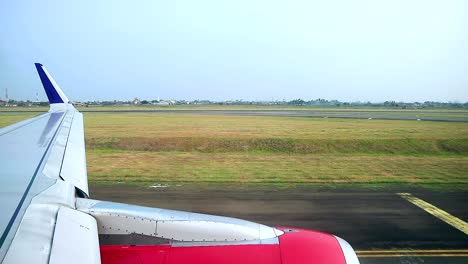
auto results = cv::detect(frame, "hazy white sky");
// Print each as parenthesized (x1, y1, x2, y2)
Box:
(0, 0, 467, 102)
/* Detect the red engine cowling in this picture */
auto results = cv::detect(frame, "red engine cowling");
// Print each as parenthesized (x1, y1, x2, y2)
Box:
(100, 227, 359, 264)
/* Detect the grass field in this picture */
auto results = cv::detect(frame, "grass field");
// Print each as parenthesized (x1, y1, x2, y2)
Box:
(1, 112, 467, 189)
(0, 113, 39, 127)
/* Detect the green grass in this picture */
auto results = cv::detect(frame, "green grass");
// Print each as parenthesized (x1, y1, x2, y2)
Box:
(83, 114, 468, 189)
(83, 113, 468, 155)
(87, 151, 468, 186)
(2, 112, 467, 189)
(83, 113, 468, 140)
(86, 137, 468, 155)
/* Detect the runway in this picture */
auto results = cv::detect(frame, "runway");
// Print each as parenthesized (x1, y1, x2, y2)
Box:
(4, 109, 468, 122)
(90, 184, 468, 264)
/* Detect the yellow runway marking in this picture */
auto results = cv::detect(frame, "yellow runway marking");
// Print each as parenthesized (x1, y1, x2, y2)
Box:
(357, 250, 468, 253)
(397, 192, 468, 235)
(356, 249, 468, 258)
(358, 254, 468, 258)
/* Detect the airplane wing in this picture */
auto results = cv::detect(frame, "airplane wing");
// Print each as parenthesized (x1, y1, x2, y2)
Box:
(0, 63, 97, 263)
(0, 63, 359, 264)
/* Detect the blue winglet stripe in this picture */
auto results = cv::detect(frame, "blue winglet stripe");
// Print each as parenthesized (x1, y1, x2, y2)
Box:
(34, 63, 64, 104)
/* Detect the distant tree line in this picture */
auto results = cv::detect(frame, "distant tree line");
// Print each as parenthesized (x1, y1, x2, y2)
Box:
(2, 98, 468, 109)
(284, 98, 468, 109)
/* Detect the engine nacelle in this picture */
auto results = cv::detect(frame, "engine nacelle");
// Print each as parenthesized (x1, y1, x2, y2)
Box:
(77, 198, 359, 264)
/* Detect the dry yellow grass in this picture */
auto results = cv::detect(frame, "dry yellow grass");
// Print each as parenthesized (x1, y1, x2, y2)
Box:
(2, 112, 467, 188)
(82, 113, 468, 155)
(84, 113, 468, 140)
(82, 114, 468, 188)
(87, 151, 468, 186)
(0, 113, 39, 128)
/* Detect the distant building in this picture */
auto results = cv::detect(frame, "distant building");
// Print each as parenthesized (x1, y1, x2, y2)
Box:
(154, 101, 170, 106)
(152, 100, 175, 106)
(72, 102, 87, 107)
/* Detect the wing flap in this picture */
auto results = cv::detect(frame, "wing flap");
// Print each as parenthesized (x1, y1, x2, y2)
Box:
(60, 112, 89, 196)
(42, 110, 74, 180)
(49, 207, 100, 264)
(2, 181, 77, 264)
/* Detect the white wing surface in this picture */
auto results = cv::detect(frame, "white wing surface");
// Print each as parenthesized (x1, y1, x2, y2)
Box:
(0, 63, 99, 263)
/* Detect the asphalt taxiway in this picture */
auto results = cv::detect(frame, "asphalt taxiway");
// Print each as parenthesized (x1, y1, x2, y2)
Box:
(90, 184, 468, 264)
(5, 109, 468, 122)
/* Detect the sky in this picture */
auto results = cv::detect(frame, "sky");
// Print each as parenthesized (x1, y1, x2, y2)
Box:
(0, 0, 467, 102)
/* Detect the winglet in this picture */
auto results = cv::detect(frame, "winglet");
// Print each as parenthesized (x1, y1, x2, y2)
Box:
(34, 63, 70, 111)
